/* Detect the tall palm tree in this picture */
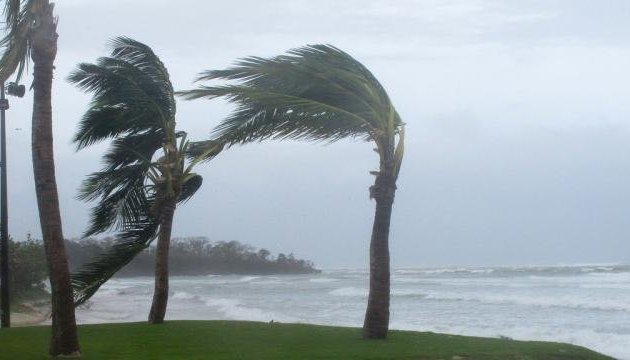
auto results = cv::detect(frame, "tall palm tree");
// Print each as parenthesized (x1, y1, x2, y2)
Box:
(69, 37, 216, 324)
(179, 45, 405, 339)
(0, 0, 80, 355)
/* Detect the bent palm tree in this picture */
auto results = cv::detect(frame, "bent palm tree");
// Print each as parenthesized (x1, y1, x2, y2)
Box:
(179, 45, 405, 339)
(69, 37, 213, 324)
(0, 0, 80, 355)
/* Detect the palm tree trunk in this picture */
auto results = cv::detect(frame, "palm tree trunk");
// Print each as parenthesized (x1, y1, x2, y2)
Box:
(363, 162, 397, 339)
(30, 1, 80, 356)
(148, 198, 177, 324)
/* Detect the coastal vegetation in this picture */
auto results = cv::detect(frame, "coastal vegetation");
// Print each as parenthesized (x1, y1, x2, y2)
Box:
(6, 237, 47, 302)
(0, 321, 613, 360)
(5, 236, 318, 305)
(73, 238, 319, 277)
(180, 45, 405, 339)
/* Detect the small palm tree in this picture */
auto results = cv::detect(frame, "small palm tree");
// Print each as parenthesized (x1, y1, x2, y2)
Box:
(179, 45, 405, 339)
(0, 0, 80, 355)
(69, 37, 215, 324)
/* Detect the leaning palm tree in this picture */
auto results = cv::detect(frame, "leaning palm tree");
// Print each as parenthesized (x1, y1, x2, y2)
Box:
(69, 37, 214, 324)
(179, 45, 405, 339)
(0, 0, 80, 355)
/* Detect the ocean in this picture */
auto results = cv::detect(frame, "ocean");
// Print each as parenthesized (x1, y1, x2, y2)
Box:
(75, 264, 630, 359)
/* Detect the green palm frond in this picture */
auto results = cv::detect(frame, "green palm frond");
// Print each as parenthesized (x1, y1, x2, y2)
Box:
(68, 37, 175, 149)
(0, 0, 39, 82)
(186, 139, 224, 163)
(72, 210, 159, 306)
(69, 65, 171, 149)
(103, 131, 164, 171)
(78, 163, 150, 236)
(183, 86, 373, 143)
(178, 44, 403, 151)
(178, 173, 202, 203)
(109, 37, 174, 112)
(3, 0, 21, 28)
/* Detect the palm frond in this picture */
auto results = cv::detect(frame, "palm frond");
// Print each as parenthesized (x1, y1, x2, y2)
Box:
(180, 85, 372, 145)
(102, 130, 164, 171)
(72, 211, 159, 306)
(0, 0, 38, 82)
(178, 173, 202, 203)
(178, 44, 404, 148)
(109, 36, 175, 115)
(69, 37, 175, 149)
(3, 0, 21, 28)
(79, 164, 150, 237)
(186, 139, 224, 163)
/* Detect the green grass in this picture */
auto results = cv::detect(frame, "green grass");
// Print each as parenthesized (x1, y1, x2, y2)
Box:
(0, 321, 613, 360)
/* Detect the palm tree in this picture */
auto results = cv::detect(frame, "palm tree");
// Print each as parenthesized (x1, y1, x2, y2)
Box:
(0, 0, 80, 355)
(69, 37, 217, 324)
(179, 45, 405, 339)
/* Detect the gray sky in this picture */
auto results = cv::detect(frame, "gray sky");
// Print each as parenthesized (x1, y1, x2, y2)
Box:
(5, 0, 630, 267)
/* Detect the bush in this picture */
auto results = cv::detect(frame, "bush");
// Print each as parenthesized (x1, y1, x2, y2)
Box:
(6, 236, 48, 301)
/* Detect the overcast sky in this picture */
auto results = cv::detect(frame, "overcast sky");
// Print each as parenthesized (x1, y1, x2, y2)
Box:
(5, 0, 630, 268)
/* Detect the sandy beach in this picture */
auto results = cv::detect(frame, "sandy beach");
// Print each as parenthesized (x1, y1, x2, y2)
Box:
(10, 304, 49, 327)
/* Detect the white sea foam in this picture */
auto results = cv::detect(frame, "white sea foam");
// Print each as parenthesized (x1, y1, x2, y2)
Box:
(395, 268, 495, 275)
(253, 277, 284, 285)
(204, 298, 292, 322)
(309, 277, 339, 283)
(423, 291, 630, 312)
(389, 321, 630, 360)
(172, 291, 199, 300)
(329, 287, 367, 297)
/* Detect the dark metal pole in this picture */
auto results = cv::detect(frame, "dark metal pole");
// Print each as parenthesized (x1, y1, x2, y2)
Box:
(0, 82, 9, 328)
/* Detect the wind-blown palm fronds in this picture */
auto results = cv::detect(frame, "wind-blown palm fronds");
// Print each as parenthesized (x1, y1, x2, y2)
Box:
(179, 44, 404, 338)
(0, 0, 36, 82)
(179, 45, 402, 147)
(69, 38, 208, 317)
(71, 212, 158, 306)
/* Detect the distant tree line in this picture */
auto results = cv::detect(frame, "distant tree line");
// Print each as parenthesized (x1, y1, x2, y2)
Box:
(4, 236, 318, 302)
(66, 236, 319, 276)
(5, 236, 319, 300)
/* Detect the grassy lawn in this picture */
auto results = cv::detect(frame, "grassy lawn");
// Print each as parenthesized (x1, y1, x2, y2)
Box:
(0, 320, 613, 360)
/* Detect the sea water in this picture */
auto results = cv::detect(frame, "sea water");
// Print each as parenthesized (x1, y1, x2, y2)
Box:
(76, 264, 630, 359)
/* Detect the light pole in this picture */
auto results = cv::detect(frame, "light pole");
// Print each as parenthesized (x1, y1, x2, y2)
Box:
(0, 81, 25, 328)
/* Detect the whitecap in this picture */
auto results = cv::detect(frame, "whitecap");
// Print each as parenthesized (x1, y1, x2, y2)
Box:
(423, 291, 630, 312)
(329, 287, 368, 297)
(172, 291, 200, 301)
(204, 298, 291, 322)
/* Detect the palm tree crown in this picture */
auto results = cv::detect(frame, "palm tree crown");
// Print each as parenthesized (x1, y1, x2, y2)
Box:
(181, 45, 404, 159)
(69, 37, 203, 306)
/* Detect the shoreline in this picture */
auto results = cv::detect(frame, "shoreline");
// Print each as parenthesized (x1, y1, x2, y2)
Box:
(11, 303, 50, 327)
